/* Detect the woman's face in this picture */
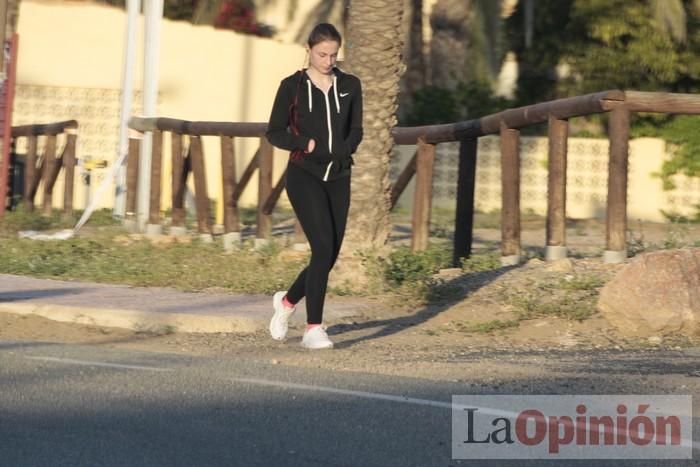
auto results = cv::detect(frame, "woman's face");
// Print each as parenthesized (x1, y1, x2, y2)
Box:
(307, 40, 340, 75)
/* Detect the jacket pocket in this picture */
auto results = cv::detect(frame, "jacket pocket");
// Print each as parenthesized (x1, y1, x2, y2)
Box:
(332, 140, 352, 159)
(308, 139, 331, 159)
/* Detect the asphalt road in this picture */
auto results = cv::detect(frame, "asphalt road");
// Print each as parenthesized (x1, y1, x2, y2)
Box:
(0, 340, 698, 467)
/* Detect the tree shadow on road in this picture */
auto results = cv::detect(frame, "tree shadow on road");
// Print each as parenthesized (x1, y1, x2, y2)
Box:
(0, 288, 86, 302)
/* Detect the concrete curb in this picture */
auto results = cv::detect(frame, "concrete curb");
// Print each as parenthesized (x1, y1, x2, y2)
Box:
(0, 303, 261, 334)
(0, 274, 371, 335)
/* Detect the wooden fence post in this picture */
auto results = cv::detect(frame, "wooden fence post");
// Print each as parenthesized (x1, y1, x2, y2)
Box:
(293, 218, 307, 250)
(546, 116, 568, 260)
(390, 151, 417, 209)
(42, 135, 57, 215)
(62, 130, 77, 218)
(146, 129, 163, 234)
(500, 124, 521, 265)
(411, 138, 436, 252)
(23, 135, 37, 210)
(189, 135, 212, 235)
(231, 149, 259, 201)
(170, 132, 187, 234)
(46, 140, 65, 193)
(28, 153, 44, 209)
(221, 136, 241, 250)
(262, 168, 287, 216)
(220, 136, 238, 233)
(605, 106, 630, 263)
(256, 137, 273, 242)
(453, 137, 477, 266)
(124, 132, 141, 230)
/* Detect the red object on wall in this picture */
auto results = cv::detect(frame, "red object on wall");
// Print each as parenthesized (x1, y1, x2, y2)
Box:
(0, 33, 18, 216)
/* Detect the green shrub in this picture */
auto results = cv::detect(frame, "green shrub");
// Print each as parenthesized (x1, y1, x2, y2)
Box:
(402, 80, 511, 126)
(461, 252, 501, 273)
(457, 319, 520, 334)
(632, 115, 700, 191)
(381, 245, 452, 287)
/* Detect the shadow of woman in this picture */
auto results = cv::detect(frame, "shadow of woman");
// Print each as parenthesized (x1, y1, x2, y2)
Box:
(329, 264, 518, 349)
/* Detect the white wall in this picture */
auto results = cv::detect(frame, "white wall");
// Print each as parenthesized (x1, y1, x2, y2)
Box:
(15, 0, 306, 219)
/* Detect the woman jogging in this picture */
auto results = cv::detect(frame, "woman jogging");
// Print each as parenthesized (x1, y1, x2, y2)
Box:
(265, 23, 363, 350)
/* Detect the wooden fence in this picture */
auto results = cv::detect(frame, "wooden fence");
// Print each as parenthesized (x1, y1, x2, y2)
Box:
(388, 90, 700, 265)
(9, 120, 78, 216)
(125, 120, 284, 245)
(128, 90, 700, 264)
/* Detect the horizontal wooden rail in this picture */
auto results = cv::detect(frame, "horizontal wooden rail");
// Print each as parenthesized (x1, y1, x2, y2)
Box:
(129, 117, 266, 137)
(129, 90, 700, 145)
(615, 91, 700, 114)
(391, 90, 625, 144)
(11, 120, 78, 137)
(9, 121, 79, 216)
(126, 89, 700, 260)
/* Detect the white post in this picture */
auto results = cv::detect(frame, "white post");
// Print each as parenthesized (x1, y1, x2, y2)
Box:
(138, 0, 163, 231)
(113, 0, 141, 219)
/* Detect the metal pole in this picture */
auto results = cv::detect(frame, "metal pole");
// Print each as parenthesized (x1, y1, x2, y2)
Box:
(0, 0, 7, 76)
(113, 0, 141, 218)
(0, 1, 9, 216)
(138, 0, 163, 231)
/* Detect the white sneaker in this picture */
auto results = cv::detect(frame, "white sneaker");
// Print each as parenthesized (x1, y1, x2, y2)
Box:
(269, 291, 296, 340)
(301, 325, 334, 349)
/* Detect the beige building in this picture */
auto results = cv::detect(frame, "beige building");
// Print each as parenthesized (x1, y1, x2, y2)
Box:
(13, 0, 699, 225)
(15, 0, 314, 222)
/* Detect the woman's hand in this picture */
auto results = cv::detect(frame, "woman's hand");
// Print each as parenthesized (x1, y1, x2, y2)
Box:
(306, 138, 316, 153)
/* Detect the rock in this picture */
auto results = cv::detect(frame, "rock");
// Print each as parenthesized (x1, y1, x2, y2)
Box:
(278, 249, 308, 261)
(544, 258, 574, 273)
(113, 235, 133, 245)
(149, 235, 176, 248)
(647, 336, 663, 345)
(597, 248, 700, 337)
(435, 268, 462, 279)
(174, 235, 192, 244)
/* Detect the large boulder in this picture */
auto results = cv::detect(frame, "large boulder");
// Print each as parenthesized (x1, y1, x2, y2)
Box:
(597, 248, 700, 337)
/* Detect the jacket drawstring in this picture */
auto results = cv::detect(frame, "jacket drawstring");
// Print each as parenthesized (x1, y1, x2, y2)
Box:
(323, 162, 333, 182)
(333, 75, 340, 114)
(307, 79, 312, 112)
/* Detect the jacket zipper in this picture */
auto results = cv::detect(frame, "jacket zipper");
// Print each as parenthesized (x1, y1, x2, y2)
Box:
(321, 87, 333, 181)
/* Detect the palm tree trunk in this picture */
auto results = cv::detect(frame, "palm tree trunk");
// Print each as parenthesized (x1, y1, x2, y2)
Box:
(430, 0, 504, 88)
(430, 0, 471, 89)
(343, 0, 405, 252)
(398, 0, 426, 120)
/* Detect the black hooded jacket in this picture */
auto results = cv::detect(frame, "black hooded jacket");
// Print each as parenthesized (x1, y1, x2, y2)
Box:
(266, 67, 363, 181)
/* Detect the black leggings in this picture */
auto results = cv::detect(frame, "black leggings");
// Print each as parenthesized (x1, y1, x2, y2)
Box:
(284, 162, 350, 324)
